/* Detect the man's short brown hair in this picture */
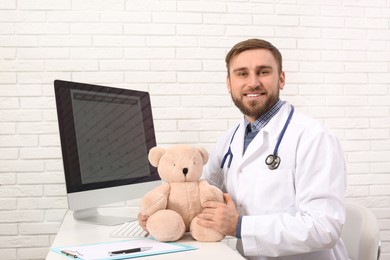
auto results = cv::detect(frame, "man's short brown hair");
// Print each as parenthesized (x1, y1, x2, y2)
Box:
(225, 39, 283, 75)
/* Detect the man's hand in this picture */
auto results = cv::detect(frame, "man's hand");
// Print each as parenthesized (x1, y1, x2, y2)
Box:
(138, 213, 148, 231)
(197, 193, 239, 236)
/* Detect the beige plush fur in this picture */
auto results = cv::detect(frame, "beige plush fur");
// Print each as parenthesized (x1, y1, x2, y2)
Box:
(139, 144, 225, 242)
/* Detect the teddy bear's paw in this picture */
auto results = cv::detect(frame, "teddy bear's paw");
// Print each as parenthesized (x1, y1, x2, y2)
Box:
(190, 216, 226, 242)
(146, 209, 186, 242)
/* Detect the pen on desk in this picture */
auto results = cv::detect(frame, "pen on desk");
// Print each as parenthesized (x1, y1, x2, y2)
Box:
(109, 246, 152, 256)
(60, 250, 81, 258)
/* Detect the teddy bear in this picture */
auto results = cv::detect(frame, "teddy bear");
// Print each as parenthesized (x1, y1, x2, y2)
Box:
(139, 144, 226, 242)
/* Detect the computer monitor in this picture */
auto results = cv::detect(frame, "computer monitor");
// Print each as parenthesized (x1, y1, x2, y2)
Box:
(54, 80, 161, 225)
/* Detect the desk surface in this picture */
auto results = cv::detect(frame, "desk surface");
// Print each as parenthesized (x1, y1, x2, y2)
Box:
(46, 207, 245, 260)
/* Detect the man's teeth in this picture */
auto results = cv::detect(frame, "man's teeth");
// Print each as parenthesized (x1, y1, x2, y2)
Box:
(247, 94, 260, 97)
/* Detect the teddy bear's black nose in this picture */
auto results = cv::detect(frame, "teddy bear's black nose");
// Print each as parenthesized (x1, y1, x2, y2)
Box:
(182, 168, 188, 175)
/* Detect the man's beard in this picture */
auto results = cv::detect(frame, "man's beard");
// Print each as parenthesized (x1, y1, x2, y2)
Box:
(231, 88, 279, 120)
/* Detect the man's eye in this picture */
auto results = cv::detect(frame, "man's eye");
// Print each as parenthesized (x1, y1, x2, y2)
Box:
(237, 72, 248, 77)
(258, 70, 270, 76)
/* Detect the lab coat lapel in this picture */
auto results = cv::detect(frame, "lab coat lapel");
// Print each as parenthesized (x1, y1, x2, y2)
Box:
(231, 120, 246, 162)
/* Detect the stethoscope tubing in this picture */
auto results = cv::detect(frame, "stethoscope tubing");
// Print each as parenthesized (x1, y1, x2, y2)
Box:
(220, 125, 240, 169)
(272, 105, 294, 156)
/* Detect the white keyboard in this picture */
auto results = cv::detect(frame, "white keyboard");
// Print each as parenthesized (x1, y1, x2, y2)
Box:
(110, 221, 149, 238)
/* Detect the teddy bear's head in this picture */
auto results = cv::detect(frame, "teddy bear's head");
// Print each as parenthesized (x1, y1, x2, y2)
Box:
(148, 144, 208, 183)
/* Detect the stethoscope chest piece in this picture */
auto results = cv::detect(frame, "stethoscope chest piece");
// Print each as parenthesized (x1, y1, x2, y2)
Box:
(265, 154, 281, 170)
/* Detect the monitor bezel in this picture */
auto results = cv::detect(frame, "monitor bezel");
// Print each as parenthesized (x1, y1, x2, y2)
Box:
(54, 80, 159, 194)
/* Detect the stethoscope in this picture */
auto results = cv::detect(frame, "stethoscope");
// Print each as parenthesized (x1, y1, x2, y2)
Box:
(220, 105, 294, 170)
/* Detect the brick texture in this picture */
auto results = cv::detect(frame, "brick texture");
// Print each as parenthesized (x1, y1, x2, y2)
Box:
(0, 1, 389, 259)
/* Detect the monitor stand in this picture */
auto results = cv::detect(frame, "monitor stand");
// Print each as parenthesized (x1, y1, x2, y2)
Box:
(73, 208, 136, 226)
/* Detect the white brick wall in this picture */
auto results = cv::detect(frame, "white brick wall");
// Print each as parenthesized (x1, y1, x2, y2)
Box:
(0, 1, 389, 259)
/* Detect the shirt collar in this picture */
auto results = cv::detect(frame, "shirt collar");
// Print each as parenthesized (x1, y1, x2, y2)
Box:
(244, 100, 285, 133)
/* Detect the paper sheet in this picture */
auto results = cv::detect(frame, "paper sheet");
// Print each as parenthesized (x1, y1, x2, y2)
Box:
(51, 238, 197, 260)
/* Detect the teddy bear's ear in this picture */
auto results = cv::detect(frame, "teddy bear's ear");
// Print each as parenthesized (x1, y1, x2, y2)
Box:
(148, 147, 166, 167)
(197, 147, 209, 165)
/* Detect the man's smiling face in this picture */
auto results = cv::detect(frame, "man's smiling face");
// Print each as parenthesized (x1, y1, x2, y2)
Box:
(226, 48, 285, 123)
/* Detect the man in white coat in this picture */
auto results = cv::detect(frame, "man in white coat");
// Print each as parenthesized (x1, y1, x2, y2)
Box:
(196, 39, 349, 260)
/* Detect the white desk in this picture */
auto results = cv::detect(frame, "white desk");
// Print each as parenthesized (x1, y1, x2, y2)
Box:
(46, 207, 245, 260)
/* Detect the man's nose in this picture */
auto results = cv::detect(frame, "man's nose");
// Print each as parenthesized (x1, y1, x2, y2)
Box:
(247, 73, 260, 88)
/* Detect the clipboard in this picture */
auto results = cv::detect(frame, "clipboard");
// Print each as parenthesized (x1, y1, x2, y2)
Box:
(51, 238, 197, 259)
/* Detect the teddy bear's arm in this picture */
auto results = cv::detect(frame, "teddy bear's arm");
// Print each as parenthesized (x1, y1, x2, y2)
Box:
(198, 179, 224, 206)
(140, 183, 170, 216)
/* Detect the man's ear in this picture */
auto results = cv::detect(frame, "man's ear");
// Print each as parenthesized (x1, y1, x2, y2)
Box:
(279, 71, 285, 90)
(226, 75, 232, 93)
(148, 147, 166, 167)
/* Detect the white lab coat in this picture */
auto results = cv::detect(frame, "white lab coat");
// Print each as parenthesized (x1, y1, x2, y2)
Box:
(204, 102, 349, 260)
